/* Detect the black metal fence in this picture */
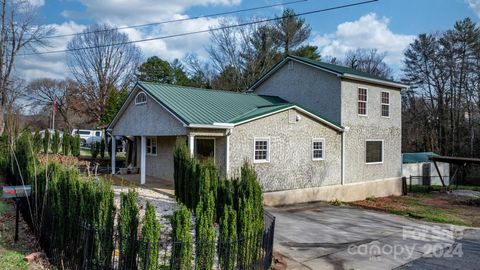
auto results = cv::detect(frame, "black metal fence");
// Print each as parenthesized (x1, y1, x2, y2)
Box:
(38, 210, 275, 270)
(407, 175, 450, 192)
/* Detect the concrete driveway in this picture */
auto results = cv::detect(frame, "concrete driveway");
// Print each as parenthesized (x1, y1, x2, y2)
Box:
(267, 202, 479, 270)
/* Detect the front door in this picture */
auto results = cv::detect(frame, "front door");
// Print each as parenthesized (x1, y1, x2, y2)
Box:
(194, 138, 215, 162)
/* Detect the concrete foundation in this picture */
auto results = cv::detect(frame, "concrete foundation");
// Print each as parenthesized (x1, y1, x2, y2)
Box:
(263, 177, 403, 206)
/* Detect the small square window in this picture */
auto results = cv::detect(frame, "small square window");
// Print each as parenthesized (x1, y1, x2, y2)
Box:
(312, 139, 325, 160)
(254, 138, 270, 163)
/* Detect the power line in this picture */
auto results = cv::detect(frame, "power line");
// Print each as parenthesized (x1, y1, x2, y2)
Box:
(38, 0, 309, 40)
(25, 0, 379, 56)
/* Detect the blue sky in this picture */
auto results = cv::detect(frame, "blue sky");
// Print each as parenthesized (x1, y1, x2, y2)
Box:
(18, 0, 480, 80)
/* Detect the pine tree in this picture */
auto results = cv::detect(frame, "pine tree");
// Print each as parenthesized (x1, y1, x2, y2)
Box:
(139, 201, 161, 270)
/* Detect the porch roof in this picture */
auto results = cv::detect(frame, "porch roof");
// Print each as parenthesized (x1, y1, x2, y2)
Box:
(136, 81, 343, 130)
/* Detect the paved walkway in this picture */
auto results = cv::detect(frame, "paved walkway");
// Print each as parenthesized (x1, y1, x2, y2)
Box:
(267, 202, 479, 270)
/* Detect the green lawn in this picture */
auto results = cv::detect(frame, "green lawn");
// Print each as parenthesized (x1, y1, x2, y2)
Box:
(80, 148, 126, 159)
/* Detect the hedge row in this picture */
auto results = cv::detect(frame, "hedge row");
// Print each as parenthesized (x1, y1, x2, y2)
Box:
(36, 129, 80, 156)
(3, 130, 162, 269)
(172, 139, 265, 268)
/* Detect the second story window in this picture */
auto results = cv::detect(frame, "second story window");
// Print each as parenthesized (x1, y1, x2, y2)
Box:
(381, 91, 390, 117)
(358, 88, 367, 116)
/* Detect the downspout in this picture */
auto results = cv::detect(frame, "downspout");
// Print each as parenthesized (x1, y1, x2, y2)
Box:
(341, 127, 350, 185)
(225, 128, 232, 177)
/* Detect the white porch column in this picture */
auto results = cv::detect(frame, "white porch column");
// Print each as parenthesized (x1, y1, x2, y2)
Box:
(141, 136, 146, 185)
(188, 134, 195, 156)
(111, 134, 116, 175)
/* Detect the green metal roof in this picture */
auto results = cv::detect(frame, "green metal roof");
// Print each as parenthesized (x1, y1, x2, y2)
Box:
(136, 81, 342, 129)
(287, 55, 405, 86)
(403, 152, 439, 164)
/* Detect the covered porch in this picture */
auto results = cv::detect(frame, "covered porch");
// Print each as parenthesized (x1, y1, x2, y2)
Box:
(109, 129, 229, 187)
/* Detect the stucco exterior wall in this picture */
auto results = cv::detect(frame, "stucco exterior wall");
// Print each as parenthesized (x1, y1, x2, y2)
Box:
(340, 79, 402, 183)
(112, 87, 187, 136)
(254, 60, 342, 123)
(133, 136, 177, 180)
(229, 109, 342, 192)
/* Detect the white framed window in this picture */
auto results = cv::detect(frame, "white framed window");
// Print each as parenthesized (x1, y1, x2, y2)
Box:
(254, 138, 270, 163)
(381, 91, 390, 117)
(358, 88, 368, 116)
(146, 137, 157, 155)
(366, 140, 383, 164)
(288, 110, 298, 124)
(135, 92, 147, 105)
(312, 138, 325, 160)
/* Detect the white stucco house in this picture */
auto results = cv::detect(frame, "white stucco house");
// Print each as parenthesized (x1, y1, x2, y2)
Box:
(107, 55, 408, 205)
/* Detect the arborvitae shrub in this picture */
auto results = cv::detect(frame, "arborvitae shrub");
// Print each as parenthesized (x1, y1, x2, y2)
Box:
(139, 201, 161, 270)
(91, 141, 100, 159)
(14, 131, 37, 185)
(62, 134, 70, 155)
(43, 129, 50, 154)
(218, 205, 237, 270)
(51, 130, 61, 154)
(94, 180, 115, 266)
(33, 129, 42, 154)
(170, 205, 192, 270)
(71, 133, 80, 157)
(0, 134, 10, 174)
(100, 138, 106, 159)
(195, 199, 215, 270)
(118, 189, 139, 269)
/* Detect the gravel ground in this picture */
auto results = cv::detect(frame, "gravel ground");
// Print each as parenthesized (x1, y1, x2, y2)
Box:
(112, 185, 178, 240)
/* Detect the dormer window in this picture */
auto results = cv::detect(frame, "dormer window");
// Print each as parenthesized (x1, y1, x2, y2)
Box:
(135, 92, 147, 105)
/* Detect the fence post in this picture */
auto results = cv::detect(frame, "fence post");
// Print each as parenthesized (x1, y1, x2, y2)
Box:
(409, 175, 412, 193)
(402, 177, 407, 195)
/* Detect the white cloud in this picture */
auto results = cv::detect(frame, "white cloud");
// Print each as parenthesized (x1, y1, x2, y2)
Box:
(27, 0, 45, 8)
(312, 13, 415, 71)
(120, 16, 223, 62)
(14, 0, 238, 81)
(467, 0, 480, 17)
(14, 21, 86, 79)
(62, 0, 241, 25)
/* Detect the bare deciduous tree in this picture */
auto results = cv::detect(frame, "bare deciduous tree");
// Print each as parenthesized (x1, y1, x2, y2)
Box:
(66, 23, 142, 123)
(28, 78, 81, 131)
(0, 0, 53, 133)
(344, 48, 393, 79)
